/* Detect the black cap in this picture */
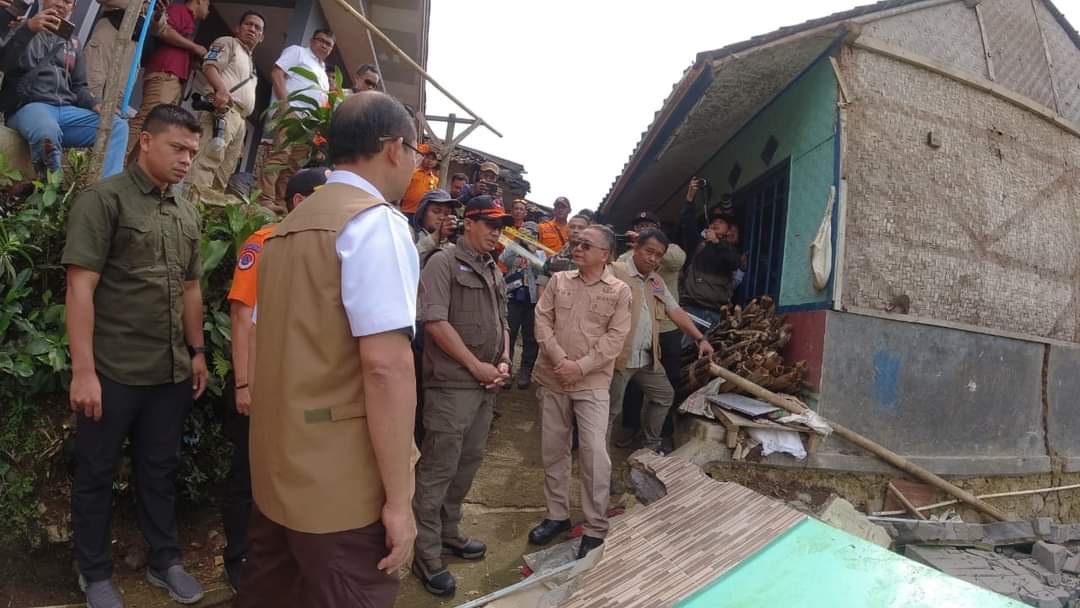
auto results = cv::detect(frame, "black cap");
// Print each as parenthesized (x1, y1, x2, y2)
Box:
(633, 211, 661, 227)
(418, 188, 461, 208)
(464, 195, 513, 226)
(285, 167, 329, 203)
(708, 206, 735, 225)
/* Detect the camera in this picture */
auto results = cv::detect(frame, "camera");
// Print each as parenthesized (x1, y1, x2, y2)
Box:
(53, 17, 75, 40)
(190, 93, 215, 112)
(0, 0, 30, 28)
(190, 94, 226, 146)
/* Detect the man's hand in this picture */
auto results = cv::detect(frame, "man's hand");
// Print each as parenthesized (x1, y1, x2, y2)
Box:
(70, 371, 103, 421)
(235, 385, 252, 415)
(703, 228, 720, 244)
(0, 0, 13, 12)
(26, 8, 61, 34)
(625, 230, 639, 245)
(212, 89, 232, 110)
(553, 358, 584, 386)
(438, 215, 457, 240)
(192, 44, 208, 59)
(377, 501, 416, 575)
(696, 339, 714, 359)
(192, 353, 209, 399)
(483, 362, 511, 390)
(686, 176, 703, 201)
(470, 361, 505, 388)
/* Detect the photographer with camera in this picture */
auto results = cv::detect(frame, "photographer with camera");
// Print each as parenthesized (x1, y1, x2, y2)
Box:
(185, 11, 263, 194)
(0, 0, 129, 178)
(678, 176, 742, 337)
(399, 143, 439, 218)
(411, 188, 460, 267)
(459, 161, 501, 204)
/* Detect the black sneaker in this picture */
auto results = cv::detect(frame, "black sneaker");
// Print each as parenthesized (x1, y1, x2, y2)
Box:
(411, 561, 456, 597)
(577, 535, 604, 559)
(442, 537, 487, 560)
(528, 519, 572, 545)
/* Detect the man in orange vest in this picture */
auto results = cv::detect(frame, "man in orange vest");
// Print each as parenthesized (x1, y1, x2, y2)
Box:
(399, 143, 439, 218)
(237, 92, 420, 607)
(220, 167, 326, 592)
(537, 196, 571, 252)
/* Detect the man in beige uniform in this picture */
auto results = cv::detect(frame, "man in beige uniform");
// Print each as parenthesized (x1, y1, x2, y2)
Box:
(186, 11, 262, 193)
(85, 0, 167, 100)
(528, 225, 631, 560)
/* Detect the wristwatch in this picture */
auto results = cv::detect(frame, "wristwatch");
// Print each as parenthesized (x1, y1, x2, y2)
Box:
(188, 345, 207, 357)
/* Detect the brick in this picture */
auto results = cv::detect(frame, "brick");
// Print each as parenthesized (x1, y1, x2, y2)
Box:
(1034, 542, 1069, 574)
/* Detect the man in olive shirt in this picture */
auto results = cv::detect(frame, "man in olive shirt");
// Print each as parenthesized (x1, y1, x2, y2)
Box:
(63, 104, 207, 608)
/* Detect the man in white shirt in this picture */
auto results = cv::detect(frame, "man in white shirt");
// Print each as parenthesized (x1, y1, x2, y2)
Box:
(237, 91, 420, 608)
(257, 28, 335, 212)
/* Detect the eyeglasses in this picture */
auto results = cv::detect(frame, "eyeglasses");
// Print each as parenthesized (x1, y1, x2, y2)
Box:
(380, 136, 423, 162)
(571, 240, 608, 252)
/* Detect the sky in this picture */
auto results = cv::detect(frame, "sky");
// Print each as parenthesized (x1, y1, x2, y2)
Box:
(424, 0, 1080, 213)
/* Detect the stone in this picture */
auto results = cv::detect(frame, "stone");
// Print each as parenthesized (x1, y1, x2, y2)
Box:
(983, 520, 1037, 546)
(1062, 553, 1080, 575)
(1034, 541, 1069, 574)
(817, 497, 891, 547)
(1036, 517, 1055, 537)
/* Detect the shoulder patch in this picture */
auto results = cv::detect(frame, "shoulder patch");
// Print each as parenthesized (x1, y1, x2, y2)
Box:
(206, 45, 223, 61)
(236, 250, 257, 271)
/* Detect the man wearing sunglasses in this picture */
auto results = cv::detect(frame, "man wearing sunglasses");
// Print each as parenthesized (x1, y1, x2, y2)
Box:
(412, 195, 512, 596)
(529, 225, 632, 561)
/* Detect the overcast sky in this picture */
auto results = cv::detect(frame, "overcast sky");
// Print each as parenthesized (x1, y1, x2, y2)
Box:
(424, 0, 1080, 213)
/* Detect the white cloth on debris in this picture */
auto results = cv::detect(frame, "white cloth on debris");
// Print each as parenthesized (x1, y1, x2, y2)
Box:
(747, 428, 807, 460)
(777, 410, 833, 437)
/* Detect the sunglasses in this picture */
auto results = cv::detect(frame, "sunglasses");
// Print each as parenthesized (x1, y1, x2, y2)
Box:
(571, 240, 607, 252)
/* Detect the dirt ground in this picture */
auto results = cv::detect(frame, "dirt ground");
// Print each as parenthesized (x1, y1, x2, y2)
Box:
(0, 386, 560, 608)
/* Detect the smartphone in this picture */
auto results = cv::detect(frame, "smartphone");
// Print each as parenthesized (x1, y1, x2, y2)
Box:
(4, 0, 29, 17)
(53, 17, 75, 40)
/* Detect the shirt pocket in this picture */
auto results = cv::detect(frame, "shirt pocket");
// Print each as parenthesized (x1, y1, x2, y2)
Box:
(452, 270, 486, 313)
(116, 216, 158, 269)
(554, 288, 574, 310)
(585, 295, 619, 334)
(171, 217, 199, 276)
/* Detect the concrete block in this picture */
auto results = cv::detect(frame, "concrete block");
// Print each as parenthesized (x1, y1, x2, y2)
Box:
(817, 497, 891, 548)
(984, 521, 1038, 546)
(1062, 553, 1080, 575)
(1036, 517, 1054, 537)
(1034, 542, 1069, 574)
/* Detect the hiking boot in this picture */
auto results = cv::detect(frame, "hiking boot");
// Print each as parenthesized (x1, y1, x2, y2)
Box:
(442, 537, 487, 560)
(577, 535, 604, 559)
(528, 518, 571, 546)
(146, 564, 205, 604)
(79, 575, 124, 608)
(411, 560, 456, 597)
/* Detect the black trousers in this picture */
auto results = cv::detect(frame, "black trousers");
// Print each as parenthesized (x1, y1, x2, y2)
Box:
(220, 381, 252, 570)
(620, 330, 684, 435)
(507, 300, 538, 371)
(72, 376, 192, 582)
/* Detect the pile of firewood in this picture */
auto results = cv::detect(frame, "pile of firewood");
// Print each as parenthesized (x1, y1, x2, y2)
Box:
(678, 296, 806, 396)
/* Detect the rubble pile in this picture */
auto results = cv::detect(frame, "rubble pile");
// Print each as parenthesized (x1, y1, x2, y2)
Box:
(678, 296, 805, 395)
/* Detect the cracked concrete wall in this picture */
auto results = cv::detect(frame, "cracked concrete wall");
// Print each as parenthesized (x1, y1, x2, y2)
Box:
(840, 47, 1080, 343)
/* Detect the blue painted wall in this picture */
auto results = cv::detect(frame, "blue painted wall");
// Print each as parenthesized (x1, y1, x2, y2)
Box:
(697, 56, 838, 308)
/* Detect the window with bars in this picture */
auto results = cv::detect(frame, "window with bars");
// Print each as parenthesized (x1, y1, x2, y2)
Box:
(734, 161, 789, 302)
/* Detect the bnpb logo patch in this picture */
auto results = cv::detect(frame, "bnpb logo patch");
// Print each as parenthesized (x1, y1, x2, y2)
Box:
(237, 250, 256, 270)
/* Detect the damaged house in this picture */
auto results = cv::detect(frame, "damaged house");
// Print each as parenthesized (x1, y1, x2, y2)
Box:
(600, 0, 1080, 477)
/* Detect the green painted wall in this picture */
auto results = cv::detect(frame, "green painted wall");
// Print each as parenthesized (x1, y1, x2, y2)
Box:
(698, 56, 838, 308)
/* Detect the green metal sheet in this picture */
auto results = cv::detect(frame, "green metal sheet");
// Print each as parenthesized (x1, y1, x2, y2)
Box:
(677, 518, 1025, 608)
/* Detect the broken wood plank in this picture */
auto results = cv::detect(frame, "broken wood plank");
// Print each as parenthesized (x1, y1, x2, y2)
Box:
(888, 482, 927, 521)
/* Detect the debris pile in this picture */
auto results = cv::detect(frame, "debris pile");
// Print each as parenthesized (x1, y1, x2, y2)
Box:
(678, 296, 805, 395)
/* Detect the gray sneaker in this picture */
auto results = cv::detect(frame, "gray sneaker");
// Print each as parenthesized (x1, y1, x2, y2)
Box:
(146, 564, 205, 604)
(78, 574, 124, 608)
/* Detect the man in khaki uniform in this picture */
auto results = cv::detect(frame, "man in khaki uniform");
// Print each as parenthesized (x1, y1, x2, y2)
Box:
(85, 0, 167, 100)
(412, 195, 512, 597)
(237, 92, 420, 607)
(528, 225, 632, 560)
(186, 11, 262, 194)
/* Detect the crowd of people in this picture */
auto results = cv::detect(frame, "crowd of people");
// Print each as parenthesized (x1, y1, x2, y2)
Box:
(39, 3, 753, 606)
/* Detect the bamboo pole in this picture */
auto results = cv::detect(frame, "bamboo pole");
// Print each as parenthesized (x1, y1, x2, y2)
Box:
(707, 363, 1011, 522)
(87, 0, 142, 180)
(872, 483, 1080, 517)
(888, 482, 927, 521)
(327, 0, 502, 138)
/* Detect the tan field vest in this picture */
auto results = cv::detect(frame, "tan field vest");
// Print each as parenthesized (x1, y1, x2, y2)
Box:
(250, 182, 416, 533)
(613, 260, 669, 371)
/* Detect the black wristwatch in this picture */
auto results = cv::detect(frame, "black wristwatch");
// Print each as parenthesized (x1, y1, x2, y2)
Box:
(188, 345, 207, 357)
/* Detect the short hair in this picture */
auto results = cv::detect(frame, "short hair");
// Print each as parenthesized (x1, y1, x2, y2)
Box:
(240, 10, 265, 27)
(356, 63, 379, 77)
(313, 28, 334, 40)
(570, 212, 591, 224)
(585, 225, 617, 263)
(328, 91, 416, 165)
(635, 227, 670, 252)
(451, 172, 468, 183)
(512, 199, 528, 210)
(143, 104, 201, 135)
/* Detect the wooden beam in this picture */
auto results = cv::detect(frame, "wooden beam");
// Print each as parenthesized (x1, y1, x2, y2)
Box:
(843, 305, 1078, 349)
(88, 0, 141, 180)
(1031, 0, 1063, 114)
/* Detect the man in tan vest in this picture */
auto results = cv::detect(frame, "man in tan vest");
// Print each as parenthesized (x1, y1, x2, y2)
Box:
(608, 227, 713, 456)
(236, 91, 421, 608)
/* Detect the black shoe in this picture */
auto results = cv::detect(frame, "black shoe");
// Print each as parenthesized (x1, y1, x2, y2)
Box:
(224, 558, 246, 594)
(517, 371, 532, 390)
(528, 519, 572, 546)
(442, 537, 486, 560)
(577, 535, 604, 559)
(411, 562, 456, 597)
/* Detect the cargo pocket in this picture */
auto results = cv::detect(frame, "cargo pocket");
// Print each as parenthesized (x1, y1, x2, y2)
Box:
(117, 217, 157, 269)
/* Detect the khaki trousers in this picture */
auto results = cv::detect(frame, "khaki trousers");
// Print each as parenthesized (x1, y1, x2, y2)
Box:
(187, 108, 248, 193)
(126, 73, 184, 161)
(257, 127, 310, 210)
(412, 386, 495, 569)
(608, 366, 675, 452)
(538, 386, 611, 538)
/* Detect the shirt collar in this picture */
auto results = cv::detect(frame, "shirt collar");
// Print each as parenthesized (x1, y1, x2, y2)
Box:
(326, 170, 385, 201)
(128, 164, 171, 201)
(455, 239, 494, 267)
(568, 266, 618, 286)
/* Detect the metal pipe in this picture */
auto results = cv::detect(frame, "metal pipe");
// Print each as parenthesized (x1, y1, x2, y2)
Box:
(326, 0, 502, 138)
(121, 0, 158, 113)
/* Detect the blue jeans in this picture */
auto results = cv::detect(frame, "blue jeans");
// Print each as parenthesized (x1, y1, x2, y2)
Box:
(7, 102, 128, 177)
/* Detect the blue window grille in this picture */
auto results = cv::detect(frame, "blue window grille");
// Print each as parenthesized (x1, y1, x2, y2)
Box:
(735, 161, 789, 302)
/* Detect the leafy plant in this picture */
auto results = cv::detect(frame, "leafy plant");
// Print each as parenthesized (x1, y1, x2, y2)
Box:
(271, 66, 346, 160)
